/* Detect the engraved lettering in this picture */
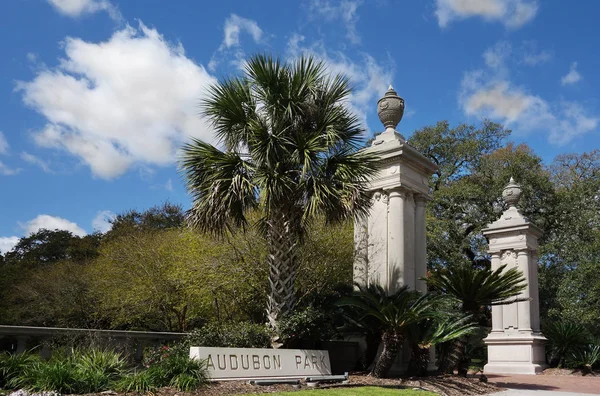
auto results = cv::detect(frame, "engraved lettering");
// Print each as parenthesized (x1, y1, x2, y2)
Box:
(320, 355, 327, 368)
(241, 355, 250, 370)
(295, 355, 302, 369)
(252, 355, 260, 369)
(304, 356, 311, 369)
(207, 355, 215, 370)
(263, 355, 271, 369)
(217, 354, 226, 370)
(273, 355, 281, 369)
(311, 355, 318, 369)
(229, 355, 238, 370)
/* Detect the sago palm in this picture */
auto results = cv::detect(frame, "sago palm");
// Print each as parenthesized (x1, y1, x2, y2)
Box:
(337, 284, 443, 378)
(180, 54, 376, 334)
(405, 313, 477, 377)
(425, 263, 527, 375)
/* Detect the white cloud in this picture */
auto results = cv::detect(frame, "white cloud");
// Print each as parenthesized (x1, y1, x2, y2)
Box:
(20, 214, 87, 236)
(21, 152, 52, 173)
(561, 62, 582, 86)
(165, 179, 173, 192)
(435, 0, 538, 29)
(0, 162, 20, 176)
(47, 0, 120, 20)
(308, 0, 363, 45)
(464, 82, 531, 123)
(286, 36, 394, 134)
(521, 41, 552, 66)
(522, 51, 551, 66)
(0, 131, 8, 154)
(223, 14, 263, 49)
(0, 237, 19, 255)
(18, 23, 217, 179)
(92, 210, 115, 233)
(483, 41, 511, 69)
(209, 14, 265, 73)
(460, 47, 598, 146)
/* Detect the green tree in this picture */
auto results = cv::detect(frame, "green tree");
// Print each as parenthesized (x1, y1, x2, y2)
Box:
(180, 54, 376, 334)
(410, 122, 554, 270)
(89, 229, 228, 331)
(105, 202, 185, 238)
(540, 150, 600, 332)
(3, 230, 100, 267)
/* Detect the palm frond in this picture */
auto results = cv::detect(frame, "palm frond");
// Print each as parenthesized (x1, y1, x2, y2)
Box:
(425, 264, 527, 312)
(179, 139, 257, 234)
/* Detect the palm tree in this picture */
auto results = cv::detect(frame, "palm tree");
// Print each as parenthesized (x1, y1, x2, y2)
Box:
(180, 54, 376, 336)
(405, 313, 477, 377)
(425, 264, 527, 375)
(337, 284, 443, 378)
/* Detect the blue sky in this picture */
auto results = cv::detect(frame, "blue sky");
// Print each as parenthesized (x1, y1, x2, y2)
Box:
(1, 0, 599, 253)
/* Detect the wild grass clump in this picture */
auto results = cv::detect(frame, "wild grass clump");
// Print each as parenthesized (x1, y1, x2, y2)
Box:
(0, 345, 207, 393)
(0, 351, 40, 389)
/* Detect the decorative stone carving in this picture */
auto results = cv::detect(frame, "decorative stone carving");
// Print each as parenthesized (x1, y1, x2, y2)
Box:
(377, 86, 404, 130)
(502, 177, 522, 208)
(381, 192, 389, 204)
(501, 250, 518, 265)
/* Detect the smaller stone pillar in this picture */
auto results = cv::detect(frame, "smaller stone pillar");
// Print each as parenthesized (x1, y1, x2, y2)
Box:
(483, 178, 547, 375)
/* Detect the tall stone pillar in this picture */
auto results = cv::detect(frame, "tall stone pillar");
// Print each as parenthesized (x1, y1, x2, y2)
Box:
(351, 87, 437, 375)
(352, 86, 437, 294)
(483, 178, 547, 375)
(414, 195, 428, 293)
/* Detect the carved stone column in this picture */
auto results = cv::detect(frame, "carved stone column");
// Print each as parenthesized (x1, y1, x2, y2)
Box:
(414, 195, 428, 293)
(387, 188, 405, 293)
(483, 178, 547, 375)
(490, 252, 503, 333)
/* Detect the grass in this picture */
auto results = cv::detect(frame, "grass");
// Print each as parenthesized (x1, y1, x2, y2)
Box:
(241, 387, 435, 395)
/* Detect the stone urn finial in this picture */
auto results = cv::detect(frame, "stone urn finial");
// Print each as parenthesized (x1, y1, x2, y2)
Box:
(377, 85, 405, 130)
(502, 177, 522, 208)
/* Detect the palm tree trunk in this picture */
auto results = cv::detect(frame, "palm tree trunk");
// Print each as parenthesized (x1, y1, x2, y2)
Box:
(371, 330, 402, 378)
(408, 345, 430, 377)
(265, 213, 299, 339)
(454, 337, 469, 376)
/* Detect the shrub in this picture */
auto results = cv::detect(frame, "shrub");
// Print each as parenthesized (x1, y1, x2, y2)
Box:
(186, 322, 272, 348)
(544, 321, 589, 367)
(142, 343, 208, 391)
(72, 348, 126, 393)
(115, 370, 156, 393)
(18, 359, 79, 394)
(278, 306, 337, 348)
(567, 343, 600, 373)
(0, 352, 39, 389)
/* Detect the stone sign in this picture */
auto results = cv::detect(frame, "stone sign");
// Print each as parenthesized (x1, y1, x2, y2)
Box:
(189, 347, 331, 380)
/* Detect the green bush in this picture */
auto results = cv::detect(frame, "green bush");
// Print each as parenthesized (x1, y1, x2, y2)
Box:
(115, 369, 156, 393)
(567, 342, 600, 373)
(141, 343, 208, 391)
(2, 348, 127, 394)
(0, 352, 39, 389)
(278, 306, 337, 348)
(72, 348, 126, 393)
(1, 345, 206, 393)
(186, 322, 272, 348)
(18, 359, 79, 394)
(544, 321, 590, 367)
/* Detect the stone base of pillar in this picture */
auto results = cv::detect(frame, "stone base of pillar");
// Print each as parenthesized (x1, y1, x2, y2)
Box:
(483, 333, 547, 375)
